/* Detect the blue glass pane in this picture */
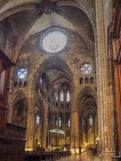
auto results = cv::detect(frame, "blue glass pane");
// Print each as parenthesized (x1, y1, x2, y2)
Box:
(17, 68, 27, 79)
(42, 31, 67, 53)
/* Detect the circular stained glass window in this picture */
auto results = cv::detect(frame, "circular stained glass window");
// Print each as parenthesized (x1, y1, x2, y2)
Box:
(80, 63, 92, 74)
(17, 68, 28, 79)
(41, 30, 67, 53)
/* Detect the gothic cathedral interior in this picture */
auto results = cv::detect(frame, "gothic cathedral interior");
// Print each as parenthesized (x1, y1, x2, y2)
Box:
(0, 0, 121, 161)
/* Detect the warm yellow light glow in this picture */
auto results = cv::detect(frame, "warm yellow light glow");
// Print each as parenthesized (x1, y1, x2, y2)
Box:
(64, 148, 67, 151)
(71, 148, 79, 154)
(71, 149, 76, 154)
(76, 149, 79, 154)
(96, 137, 99, 141)
(25, 148, 33, 151)
(81, 148, 84, 152)
(85, 142, 88, 147)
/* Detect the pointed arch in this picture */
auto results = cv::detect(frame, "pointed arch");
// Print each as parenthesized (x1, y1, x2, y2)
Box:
(32, 56, 73, 91)
(77, 86, 97, 112)
(11, 90, 28, 106)
(11, 91, 28, 127)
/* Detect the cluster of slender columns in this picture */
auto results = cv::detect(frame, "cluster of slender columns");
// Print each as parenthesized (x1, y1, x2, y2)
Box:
(95, 0, 114, 160)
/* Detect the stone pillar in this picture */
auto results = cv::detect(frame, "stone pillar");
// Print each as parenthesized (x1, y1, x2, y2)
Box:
(95, 0, 113, 160)
(108, 38, 116, 154)
(71, 87, 79, 154)
(63, 112, 66, 145)
(41, 103, 48, 149)
(52, 112, 55, 129)
(25, 95, 35, 151)
(0, 22, 5, 51)
(71, 111, 79, 154)
(8, 102, 12, 123)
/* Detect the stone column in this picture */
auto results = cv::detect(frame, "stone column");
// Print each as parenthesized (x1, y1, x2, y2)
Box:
(108, 38, 116, 154)
(95, 0, 113, 160)
(63, 112, 66, 145)
(25, 95, 35, 151)
(41, 103, 48, 149)
(0, 22, 5, 50)
(8, 102, 12, 123)
(52, 112, 54, 129)
(71, 87, 79, 154)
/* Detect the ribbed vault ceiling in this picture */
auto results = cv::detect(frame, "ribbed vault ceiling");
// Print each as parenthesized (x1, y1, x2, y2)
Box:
(0, 0, 95, 62)
(38, 57, 72, 91)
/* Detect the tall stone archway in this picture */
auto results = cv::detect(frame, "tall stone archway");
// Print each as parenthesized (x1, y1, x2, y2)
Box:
(10, 92, 28, 127)
(77, 87, 97, 150)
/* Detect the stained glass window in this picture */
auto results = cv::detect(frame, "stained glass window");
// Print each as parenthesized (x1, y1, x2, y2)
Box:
(60, 90, 64, 102)
(66, 90, 70, 102)
(42, 30, 67, 53)
(68, 117, 71, 127)
(40, 76, 43, 85)
(82, 119, 84, 126)
(55, 92, 59, 101)
(35, 107, 38, 113)
(17, 68, 28, 79)
(80, 63, 92, 74)
(59, 117, 61, 127)
(56, 119, 58, 127)
(89, 115, 93, 125)
(36, 113, 40, 125)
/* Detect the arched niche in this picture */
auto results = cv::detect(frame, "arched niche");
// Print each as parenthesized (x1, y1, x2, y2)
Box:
(34, 100, 45, 150)
(34, 56, 73, 87)
(77, 87, 97, 150)
(12, 97, 28, 127)
(36, 57, 72, 149)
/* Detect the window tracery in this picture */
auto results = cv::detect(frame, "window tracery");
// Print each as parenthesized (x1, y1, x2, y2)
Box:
(90, 77, 94, 83)
(80, 63, 92, 74)
(17, 68, 28, 79)
(66, 90, 70, 102)
(41, 30, 67, 53)
(82, 119, 84, 126)
(80, 77, 83, 84)
(59, 117, 62, 127)
(68, 117, 71, 127)
(36, 113, 41, 125)
(55, 92, 59, 101)
(60, 90, 64, 102)
(85, 77, 89, 84)
(89, 115, 93, 125)
(40, 76, 43, 85)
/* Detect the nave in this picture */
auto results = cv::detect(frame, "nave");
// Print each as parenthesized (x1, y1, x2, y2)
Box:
(0, 0, 121, 161)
